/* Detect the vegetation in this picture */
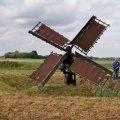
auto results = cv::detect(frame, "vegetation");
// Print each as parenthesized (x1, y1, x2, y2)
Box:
(3, 50, 120, 60)
(0, 58, 120, 119)
(0, 59, 119, 96)
(87, 56, 120, 60)
(0, 59, 44, 70)
(4, 50, 48, 59)
(0, 94, 120, 120)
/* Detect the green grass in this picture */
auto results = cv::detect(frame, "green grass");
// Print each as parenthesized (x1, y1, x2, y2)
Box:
(95, 60, 113, 64)
(95, 60, 113, 69)
(0, 58, 119, 97)
(0, 59, 44, 70)
(0, 58, 113, 70)
(0, 81, 15, 95)
(0, 70, 96, 96)
(0, 70, 34, 92)
(0, 69, 119, 97)
(0, 58, 44, 63)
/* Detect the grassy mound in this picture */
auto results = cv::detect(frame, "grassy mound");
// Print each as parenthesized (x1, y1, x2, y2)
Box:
(0, 81, 15, 95)
(0, 70, 120, 97)
(0, 70, 34, 92)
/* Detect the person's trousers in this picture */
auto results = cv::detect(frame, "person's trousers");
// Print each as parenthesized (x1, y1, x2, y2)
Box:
(112, 70, 119, 79)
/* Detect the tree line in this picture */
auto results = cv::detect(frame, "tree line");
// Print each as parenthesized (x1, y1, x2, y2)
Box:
(3, 50, 120, 60)
(4, 51, 48, 59)
(87, 56, 120, 60)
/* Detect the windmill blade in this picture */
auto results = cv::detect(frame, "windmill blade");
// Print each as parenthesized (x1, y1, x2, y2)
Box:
(69, 16, 109, 55)
(30, 52, 66, 88)
(29, 22, 70, 51)
(75, 52, 113, 76)
(68, 56, 109, 85)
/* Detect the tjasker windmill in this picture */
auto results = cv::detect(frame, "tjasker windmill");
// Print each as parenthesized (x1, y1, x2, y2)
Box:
(28, 16, 112, 88)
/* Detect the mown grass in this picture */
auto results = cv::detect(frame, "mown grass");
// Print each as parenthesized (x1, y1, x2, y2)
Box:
(0, 94, 120, 120)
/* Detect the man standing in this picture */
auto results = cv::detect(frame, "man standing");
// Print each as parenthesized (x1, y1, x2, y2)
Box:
(112, 58, 120, 80)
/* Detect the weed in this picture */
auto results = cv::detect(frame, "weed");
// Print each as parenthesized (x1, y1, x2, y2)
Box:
(95, 86, 117, 97)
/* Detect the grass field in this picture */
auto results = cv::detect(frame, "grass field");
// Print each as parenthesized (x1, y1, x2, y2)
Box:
(0, 58, 120, 120)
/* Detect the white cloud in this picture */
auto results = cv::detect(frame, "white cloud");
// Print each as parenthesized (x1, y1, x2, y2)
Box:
(0, 0, 120, 57)
(14, 18, 38, 24)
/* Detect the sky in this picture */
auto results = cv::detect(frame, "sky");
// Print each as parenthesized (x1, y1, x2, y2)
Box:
(0, 0, 120, 57)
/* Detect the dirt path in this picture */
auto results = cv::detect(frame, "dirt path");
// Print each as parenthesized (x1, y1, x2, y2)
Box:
(0, 94, 120, 120)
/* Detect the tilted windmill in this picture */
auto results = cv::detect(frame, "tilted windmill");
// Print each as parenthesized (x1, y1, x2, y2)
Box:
(28, 16, 112, 88)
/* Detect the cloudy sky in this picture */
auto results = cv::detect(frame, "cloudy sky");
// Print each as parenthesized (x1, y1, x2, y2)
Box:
(0, 0, 120, 57)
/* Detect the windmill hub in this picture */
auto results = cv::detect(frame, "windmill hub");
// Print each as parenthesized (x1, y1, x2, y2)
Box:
(65, 46, 71, 52)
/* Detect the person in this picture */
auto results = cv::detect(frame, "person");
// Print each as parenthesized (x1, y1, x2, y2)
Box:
(112, 58, 120, 80)
(63, 46, 74, 69)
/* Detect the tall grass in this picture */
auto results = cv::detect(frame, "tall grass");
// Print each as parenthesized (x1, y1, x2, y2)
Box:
(0, 59, 43, 70)
(0, 58, 119, 97)
(94, 86, 117, 97)
(0, 61, 22, 67)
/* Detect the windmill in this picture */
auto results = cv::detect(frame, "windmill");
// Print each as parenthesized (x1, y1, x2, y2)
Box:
(28, 15, 112, 88)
